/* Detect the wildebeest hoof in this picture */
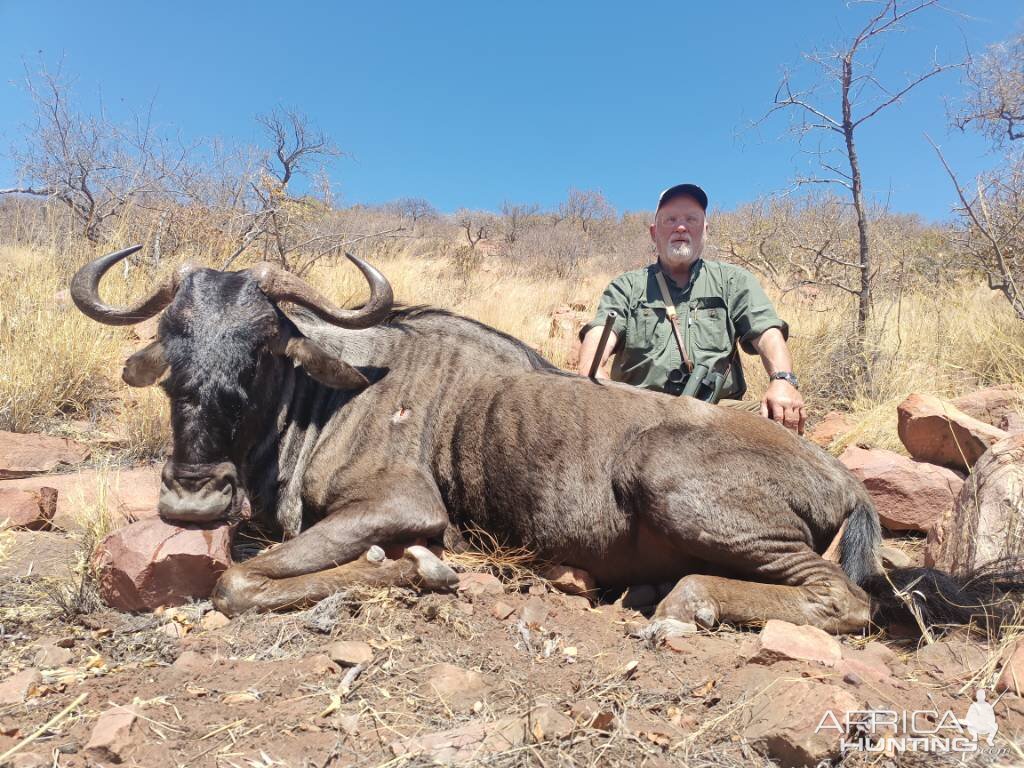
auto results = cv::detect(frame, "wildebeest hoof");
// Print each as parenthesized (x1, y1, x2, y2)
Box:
(693, 605, 717, 629)
(366, 545, 386, 563)
(403, 545, 459, 591)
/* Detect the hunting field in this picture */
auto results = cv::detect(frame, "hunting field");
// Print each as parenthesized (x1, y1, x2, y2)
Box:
(2, 198, 1024, 767)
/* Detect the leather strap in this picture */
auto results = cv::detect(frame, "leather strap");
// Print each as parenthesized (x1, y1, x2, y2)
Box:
(655, 270, 693, 374)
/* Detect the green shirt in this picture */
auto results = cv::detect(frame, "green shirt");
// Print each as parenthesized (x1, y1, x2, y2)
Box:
(581, 259, 788, 399)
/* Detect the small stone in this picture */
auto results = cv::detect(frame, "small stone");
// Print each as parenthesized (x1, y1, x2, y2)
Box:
(747, 620, 842, 667)
(327, 640, 373, 667)
(842, 671, 863, 686)
(200, 610, 231, 630)
(390, 716, 524, 763)
(297, 654, 340, 677)
(806, 411, 856, 447)
(0, 669, 40, 705)
(528, 583, 547, 596)
(569, 700, 614, 731)
(366, 545, 386, 562)
(85, 705, 137, 763)
(172, 650, 207, 674)
(519, 597, 548, 628)
(35, 644, 72, 667)
(527, 705, 574, 741)
(419, 663, 490, 712)
(491, 601, 515, 620)
(542, 564, 597, 598)
(456, 571, 504, 597)
(160, 622, 185, 639)
(879, 545, 913, 568)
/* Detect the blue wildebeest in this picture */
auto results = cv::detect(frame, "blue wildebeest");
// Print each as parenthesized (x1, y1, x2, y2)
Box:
(71, 247, 1014, 632)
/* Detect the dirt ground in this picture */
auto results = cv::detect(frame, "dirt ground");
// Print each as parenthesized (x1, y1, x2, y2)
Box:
(2, 489, 1024, 767)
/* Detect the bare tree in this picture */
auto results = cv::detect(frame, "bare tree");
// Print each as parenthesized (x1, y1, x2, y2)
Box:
(763, 0, 958, 348)
(455, 209, 494, 250)
(954, 34, 1024, 146)
(387, 197, 437, 228)
(931, 33, 1024, 320)
(499, 201, 541, 246)
(217, 108, 404, 274)
(556, 187, 615, 233)
(1, 64, 184, 243)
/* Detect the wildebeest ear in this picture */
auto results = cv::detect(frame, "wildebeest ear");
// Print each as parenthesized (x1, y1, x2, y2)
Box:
(123, 340, 168, 387)
(281, 336, 369, 390)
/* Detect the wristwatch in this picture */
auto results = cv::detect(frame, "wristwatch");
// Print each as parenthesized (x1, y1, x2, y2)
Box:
(770, 371, 800, 389)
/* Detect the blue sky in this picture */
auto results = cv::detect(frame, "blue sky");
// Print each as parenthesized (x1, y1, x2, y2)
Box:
(1, 1, 1021, 221)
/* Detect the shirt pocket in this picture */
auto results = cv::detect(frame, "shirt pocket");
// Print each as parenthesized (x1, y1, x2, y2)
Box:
(690, 304, 730, 356)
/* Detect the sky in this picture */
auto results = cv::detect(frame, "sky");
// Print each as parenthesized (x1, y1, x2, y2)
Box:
(0, 1, 1021, 222)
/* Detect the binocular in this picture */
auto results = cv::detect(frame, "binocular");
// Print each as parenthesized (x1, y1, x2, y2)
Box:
(664, 363, 727, 404)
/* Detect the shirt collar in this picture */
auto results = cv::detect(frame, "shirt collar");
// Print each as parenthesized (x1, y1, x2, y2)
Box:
(655, 258, 704, 291)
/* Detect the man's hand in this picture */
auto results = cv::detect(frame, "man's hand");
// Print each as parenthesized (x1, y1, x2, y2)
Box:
(760, 379, 806, 434)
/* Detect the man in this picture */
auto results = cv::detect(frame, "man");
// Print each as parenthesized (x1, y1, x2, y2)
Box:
(577, 183, 806, 434)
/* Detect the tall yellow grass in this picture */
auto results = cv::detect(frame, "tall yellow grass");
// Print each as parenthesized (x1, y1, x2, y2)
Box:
(1, 238, 1022, 460)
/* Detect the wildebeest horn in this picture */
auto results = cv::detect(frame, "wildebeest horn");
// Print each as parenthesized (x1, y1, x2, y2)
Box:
(247, 253, 393, 329)
(70, 245, 198, 326)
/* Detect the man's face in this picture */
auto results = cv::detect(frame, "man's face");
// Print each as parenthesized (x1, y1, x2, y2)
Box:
(649, 195, 707, 272)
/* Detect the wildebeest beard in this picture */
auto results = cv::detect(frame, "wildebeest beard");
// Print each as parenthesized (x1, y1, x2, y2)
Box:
(158, 270, 283, 517)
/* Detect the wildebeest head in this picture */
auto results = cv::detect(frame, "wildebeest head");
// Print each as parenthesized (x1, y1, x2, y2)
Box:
(71, 246, 393, 523)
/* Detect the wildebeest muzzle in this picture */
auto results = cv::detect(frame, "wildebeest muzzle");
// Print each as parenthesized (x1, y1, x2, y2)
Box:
(158, 461, 240, 523)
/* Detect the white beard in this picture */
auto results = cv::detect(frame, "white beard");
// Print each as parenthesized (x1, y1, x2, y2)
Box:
(662, 240, 702, 268)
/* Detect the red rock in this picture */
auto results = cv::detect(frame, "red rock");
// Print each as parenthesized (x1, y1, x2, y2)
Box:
(297, 654, 340, 678)
(491, 601, 516, 620)
(456, 571, 504, 597)
(0, 487, 57, 530)
(897, 393, 1008, 471)
(420, 663, 490, 712)
(0, 670, 40, 705)
(200, 610, 230, 630)
(0, 466, 162, 531)
(807, 411, 856, 448)
(746, 620, 842, 667)
(838, 446, 962, 532)
(519, 597, 549, 628)
(542, 564, 596, 598)
(742, 679, 861, 767)
(526, 705, 574, 740)
(85, 705, 137, 763)
(390, 716, 525, 763)
(0, 431, 90, 479)
(952, 385, 1023, 428)
(34, 644, 72, 667)
(172, 650, 208, 674)
(327, 640, 373, 667)
(93, 517, 234, 611)
(926, 433, 1024, 576)
(836, 653, 892, 685)
(996, 640, 1024, 696)
(569, 700, 614, 730)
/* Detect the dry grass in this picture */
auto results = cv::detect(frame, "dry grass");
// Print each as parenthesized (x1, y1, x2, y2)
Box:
(1, 231, 1023, 461)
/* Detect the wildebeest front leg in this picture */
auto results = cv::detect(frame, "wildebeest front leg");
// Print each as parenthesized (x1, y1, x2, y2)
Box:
(213, 469, 456, 616)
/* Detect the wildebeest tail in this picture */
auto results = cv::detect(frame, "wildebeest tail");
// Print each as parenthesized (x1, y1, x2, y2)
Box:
(840, 499, 1024, 631)
(838, 499, 882, 587)
(862, 559, 1024, 632)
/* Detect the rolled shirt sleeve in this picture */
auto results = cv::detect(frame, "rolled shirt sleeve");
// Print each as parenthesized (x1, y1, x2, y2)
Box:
(728, 268, 789, 355)
(579, 273, 632, 347)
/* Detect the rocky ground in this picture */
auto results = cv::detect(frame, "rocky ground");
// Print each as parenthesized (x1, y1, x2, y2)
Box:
(2, 508, 1024, 768)
(2, 382, 1024, 767)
